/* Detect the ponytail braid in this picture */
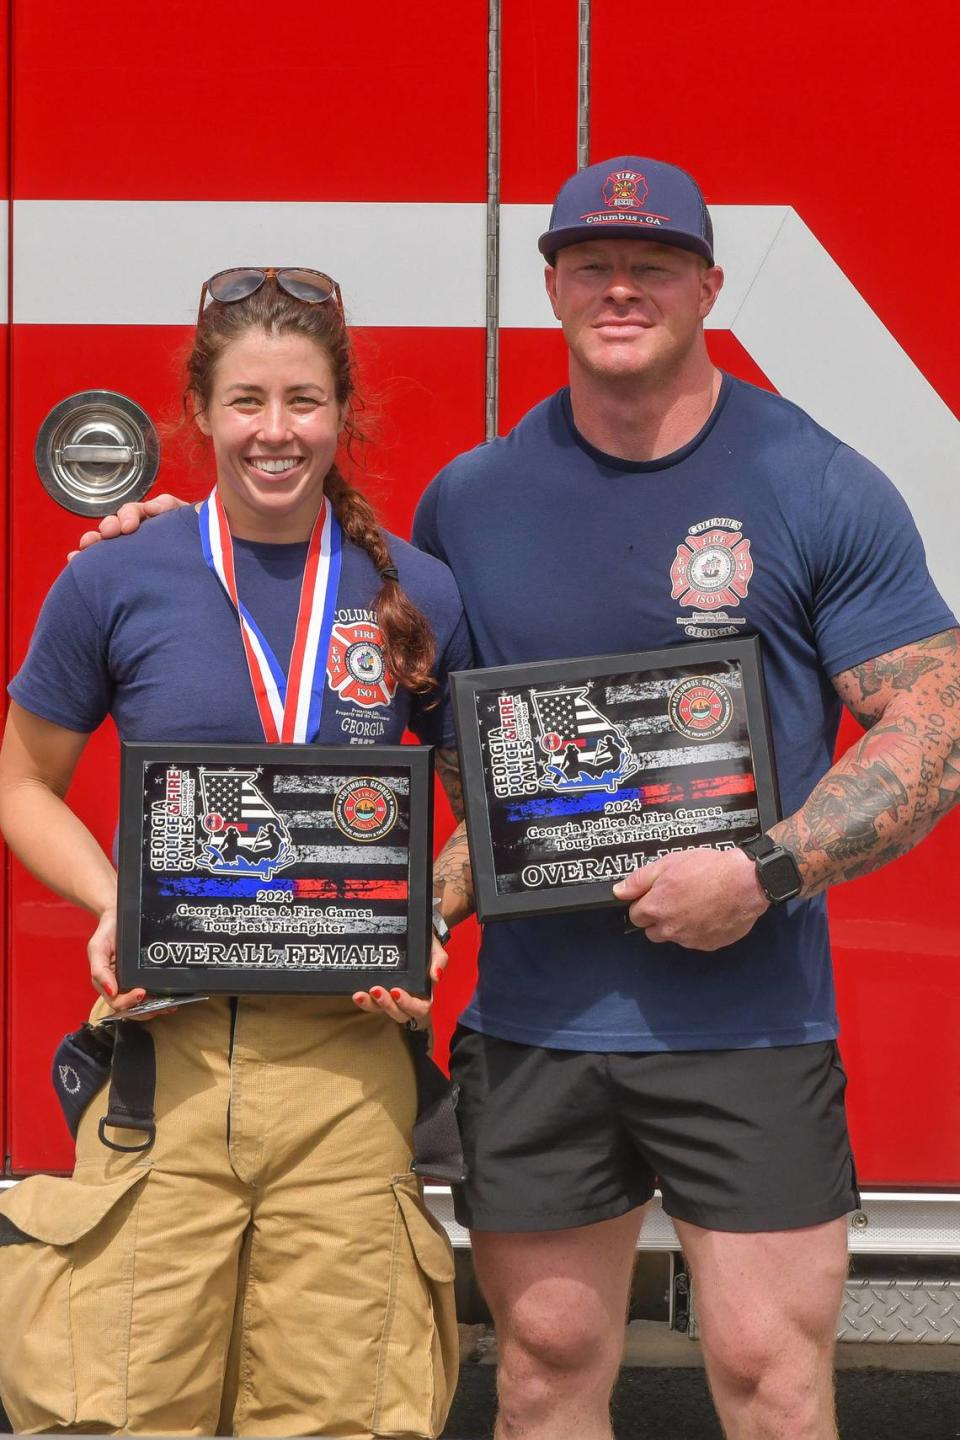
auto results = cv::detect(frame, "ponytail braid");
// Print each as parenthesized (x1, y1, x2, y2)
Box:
(325, 466, 437, 697)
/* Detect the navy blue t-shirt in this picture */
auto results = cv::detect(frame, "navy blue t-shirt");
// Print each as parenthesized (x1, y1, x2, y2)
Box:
(11, 506, 471, 750)
(413, 375, 955, 1051)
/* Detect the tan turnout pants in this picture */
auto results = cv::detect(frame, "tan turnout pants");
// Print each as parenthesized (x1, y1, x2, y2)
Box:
(0, 995, 458, 1437)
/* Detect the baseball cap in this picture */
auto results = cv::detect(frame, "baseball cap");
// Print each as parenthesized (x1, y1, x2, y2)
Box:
(538, 156, 714, 265)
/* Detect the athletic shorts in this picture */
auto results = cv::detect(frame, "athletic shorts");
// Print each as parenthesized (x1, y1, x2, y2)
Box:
(449, 1026, 860, 1234)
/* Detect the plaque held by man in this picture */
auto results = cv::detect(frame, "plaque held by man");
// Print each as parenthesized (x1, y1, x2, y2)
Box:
(451, 637, 780, 921)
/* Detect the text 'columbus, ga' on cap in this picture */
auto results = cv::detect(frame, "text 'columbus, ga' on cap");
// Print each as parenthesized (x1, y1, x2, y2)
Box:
(538, 156, 715, 265)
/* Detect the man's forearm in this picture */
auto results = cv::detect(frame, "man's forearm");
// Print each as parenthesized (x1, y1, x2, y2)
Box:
(433, 747, 476, 928)
(773, 633, 960, 896)
(433, 819, 476, 927)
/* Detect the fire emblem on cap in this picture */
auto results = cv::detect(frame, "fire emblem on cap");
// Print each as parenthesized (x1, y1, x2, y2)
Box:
(602, 169, 649, 210)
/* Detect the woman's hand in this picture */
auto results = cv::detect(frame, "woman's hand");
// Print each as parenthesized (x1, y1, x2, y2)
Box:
(352, 935, 449, 1028)
(88, 908, 149, 1015)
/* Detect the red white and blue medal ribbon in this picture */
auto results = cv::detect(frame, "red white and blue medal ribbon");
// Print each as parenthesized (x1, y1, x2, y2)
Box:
(199, 488, 342, 743)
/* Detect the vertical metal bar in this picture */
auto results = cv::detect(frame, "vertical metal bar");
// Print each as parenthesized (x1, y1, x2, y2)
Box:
(485, 0, 501, 442)
(577, 0, 591, 170)
(2, 0, 13, 1168)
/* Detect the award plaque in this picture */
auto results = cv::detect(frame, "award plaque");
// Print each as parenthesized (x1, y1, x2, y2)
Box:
(451, 637, 780, 921)
(117, 744, 433, 993)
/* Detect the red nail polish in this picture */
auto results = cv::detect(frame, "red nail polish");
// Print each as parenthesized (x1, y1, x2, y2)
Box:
(104, 981, 116, 997)
(371, 987, 383, 999)
(390, 988, 401, 1000)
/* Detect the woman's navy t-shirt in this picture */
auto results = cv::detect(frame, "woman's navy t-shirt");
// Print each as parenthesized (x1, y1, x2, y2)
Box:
(10, 505, 471, 750)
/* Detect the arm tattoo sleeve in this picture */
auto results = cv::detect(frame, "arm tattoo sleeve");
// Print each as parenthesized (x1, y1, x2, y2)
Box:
(772, 629, 960, 896)
(432, 748, 475, 926)
(435, 746, 464, 822)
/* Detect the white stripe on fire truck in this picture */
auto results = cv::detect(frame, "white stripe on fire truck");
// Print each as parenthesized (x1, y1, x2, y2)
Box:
(0, 201, 7, 325)
(9, 199, 960, 619)
(13, 201, 488, 327)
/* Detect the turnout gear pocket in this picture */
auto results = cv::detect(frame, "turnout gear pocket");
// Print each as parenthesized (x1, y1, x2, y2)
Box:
(0, 1167, 148, 1433)
(371, 1174, 458, 1439)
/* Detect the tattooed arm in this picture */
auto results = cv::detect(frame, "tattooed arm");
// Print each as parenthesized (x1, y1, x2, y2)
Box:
(433, 747, 476, 929)
(771, 629, 960, 896)
(615, 629, 960, 948)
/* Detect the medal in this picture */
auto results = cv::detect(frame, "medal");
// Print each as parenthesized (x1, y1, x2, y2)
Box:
(199, 489, 342, 743)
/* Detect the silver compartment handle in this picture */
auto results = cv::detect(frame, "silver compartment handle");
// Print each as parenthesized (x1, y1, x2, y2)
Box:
(60, 443, 137, 463)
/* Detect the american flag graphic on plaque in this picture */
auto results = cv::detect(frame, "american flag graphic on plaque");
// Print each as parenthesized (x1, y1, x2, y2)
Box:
(198, 769, 293, 882)
(530, 687, 639, 794)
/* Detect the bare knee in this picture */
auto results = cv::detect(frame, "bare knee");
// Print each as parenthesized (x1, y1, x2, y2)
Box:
(496, 1296, 622, 1419)
(701, 1299, 839, 1436)
(504, 1300, 619, 1373)
(704, 1284, 840, 1383)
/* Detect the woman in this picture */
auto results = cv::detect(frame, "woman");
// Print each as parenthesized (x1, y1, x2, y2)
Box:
(0, 268, 470, 1438)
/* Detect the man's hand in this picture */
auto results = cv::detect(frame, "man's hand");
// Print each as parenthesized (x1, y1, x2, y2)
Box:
(68, 494, 187, 559)
(613, 846, 769, 951)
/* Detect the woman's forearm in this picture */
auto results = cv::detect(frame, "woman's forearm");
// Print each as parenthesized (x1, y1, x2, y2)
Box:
(0, 773, 116, 915)
(0, 704, 115, 916)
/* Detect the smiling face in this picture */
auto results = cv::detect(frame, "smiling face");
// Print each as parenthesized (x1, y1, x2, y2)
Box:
(194, 328, 342, 542)
(545, 239, 724, 388)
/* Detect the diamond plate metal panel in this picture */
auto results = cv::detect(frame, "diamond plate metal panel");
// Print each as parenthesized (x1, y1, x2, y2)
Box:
(686, 1278, 960, 1344)
(838, 1280, 960, 1344)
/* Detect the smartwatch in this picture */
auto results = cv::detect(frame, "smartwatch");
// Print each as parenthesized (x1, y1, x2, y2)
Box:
(431, 908, 451, 946)
(740, 834, 803, 906)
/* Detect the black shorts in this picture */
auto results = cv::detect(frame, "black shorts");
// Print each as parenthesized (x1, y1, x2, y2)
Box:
(450, 1026, 860, 1234)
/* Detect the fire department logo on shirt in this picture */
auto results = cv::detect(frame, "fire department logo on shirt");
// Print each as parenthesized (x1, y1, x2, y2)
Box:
(602, 169, 649, 210)
(667, 677, 734, 740)
(670, 519, 753, 610)
(333, 777, 399, 843)
(327, 620, 397, 709)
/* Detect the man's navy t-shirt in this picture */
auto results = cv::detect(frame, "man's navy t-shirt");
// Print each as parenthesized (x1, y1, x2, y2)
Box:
(10, 506, 471, 750)
(413, 375, 955, 1052)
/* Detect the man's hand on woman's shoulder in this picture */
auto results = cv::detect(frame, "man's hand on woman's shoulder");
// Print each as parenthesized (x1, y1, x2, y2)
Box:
(68, 493, 188, 560)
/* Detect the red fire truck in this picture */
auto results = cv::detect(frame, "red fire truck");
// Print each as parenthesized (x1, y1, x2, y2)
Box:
(2, 0, 958, 1341)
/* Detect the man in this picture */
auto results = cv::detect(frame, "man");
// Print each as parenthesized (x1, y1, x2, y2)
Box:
(411, 157, 960, 1440)
(84, 156, 960, 1440)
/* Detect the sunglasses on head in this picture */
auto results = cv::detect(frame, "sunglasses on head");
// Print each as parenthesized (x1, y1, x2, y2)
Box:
(197, 267, 343, 326)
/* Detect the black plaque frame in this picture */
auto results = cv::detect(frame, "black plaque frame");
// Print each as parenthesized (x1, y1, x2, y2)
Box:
(451, 637, 781, 922)
(117, 743, 434, 994)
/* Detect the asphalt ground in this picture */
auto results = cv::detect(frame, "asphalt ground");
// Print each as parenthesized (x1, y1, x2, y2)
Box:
(444, 1323, 960, 1440)
(444, 1365, 960, 1440)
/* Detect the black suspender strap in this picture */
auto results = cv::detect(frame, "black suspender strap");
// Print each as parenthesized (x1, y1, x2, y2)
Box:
(407, 1026, 467, 1185)
(97, 1022, 157, 1154)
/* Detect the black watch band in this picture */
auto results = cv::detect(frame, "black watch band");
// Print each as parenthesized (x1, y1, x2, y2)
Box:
(431, 908, 451, 946)
(740, 834, 803, 906)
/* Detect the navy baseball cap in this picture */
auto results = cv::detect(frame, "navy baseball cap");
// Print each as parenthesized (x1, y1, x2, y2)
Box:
(539, 156, 714, 265)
